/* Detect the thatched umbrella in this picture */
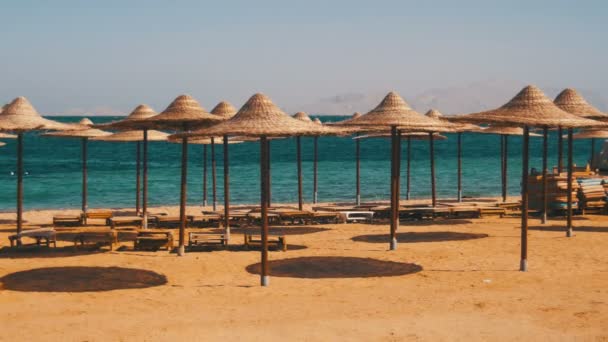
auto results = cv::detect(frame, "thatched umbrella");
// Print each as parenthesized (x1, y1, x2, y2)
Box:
(336, 92, 456, 250)
(43, 126, 112, 212)
(353, 132, 447, 201)
(292, 112, 313, 209)
(0, 132, 17, 139)
(451, 85, 606, 271)
(173, 93, 344, 286)
(554, 89, 608, 170)
(0, 97, 75, 235)
(94, 105, 157, 216)
(92, 130, 169, 214)
(476, 126, 540, 203)
(140, 95, 222, 256)
(210, 101, 238, 225)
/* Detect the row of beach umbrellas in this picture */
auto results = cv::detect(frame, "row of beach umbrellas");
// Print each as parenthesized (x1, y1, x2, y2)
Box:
(1, 87, 608, 286)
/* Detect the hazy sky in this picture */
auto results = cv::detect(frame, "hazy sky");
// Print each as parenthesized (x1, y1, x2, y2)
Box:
(1, 0, 607, 115)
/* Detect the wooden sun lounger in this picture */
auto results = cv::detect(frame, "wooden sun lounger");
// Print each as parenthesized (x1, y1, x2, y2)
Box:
(73, 230, 118, 250)
(134, 231, 174, 251)
(82, 210, 114, 225)
(273, 210, 313, 224)
(310, 211, 340, 224)
(188, 232, 227, 248)
(109, 216, 143, 229)
(155, 215, 194, 228)
(244, 233, 287, 251)
(9, 228, 57, 248)
(53, 214, 82, 227)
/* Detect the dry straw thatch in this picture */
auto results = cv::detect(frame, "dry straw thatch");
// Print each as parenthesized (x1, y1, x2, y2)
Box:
(313, 118, 322, 125)
(0, 142, 5, 147)
(91, 130, 169, 142)
(94, 104, 157, 130)
(353, 132, 448, 141)
(173, 93, 346, 138)
(210, 101, 237, 118)
(142, 95, 222, 130)
(570, 129, 608, 139)
(0, 97, 75, 132)
(554, 88, 608, 119)
(0, 132, 17, 139)
(450, 85, 606, 128)
(337, 92, 456, 133)
(293, 112, 312, 122)
(42, 128, 112, 139)
(424, 109, 479, 133)
(476, 126, 542, 137)
(79, 118, 94, 126)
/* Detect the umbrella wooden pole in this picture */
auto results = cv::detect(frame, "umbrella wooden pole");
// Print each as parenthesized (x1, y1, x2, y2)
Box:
(223, 136, 230, 241)
(82, 137, 88, 213)
(457, 132, 462, 202)
(211, 138, 217, 211)
(406, 136, 411, 200)
(520, 126, 530, 272)
(313, 136, 318, 204)
(136, 141, 141, 215)
(297, 136, 303, 211)
(203, 145, 207, 207)
(355, 134, 361, 205)
(396, 131, 402, 205)
(16, 133, 23, 235)
(558, 126, 563, 173)
(590, 138, 596, 169)
(260, 136, 270, 286)
(178, 136, 189, 256)
(429, 132, 437, 208)
(501, 135, 506, 202)
(267, 140, 271, 207)
(567, 129, 573, 237)
(142, 129, 149, 228)
(541, 127, 548, 224)
(390, 126, 398, 250)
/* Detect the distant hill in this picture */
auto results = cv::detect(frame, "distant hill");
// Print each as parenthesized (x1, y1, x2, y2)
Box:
(299, 79, 608, 116)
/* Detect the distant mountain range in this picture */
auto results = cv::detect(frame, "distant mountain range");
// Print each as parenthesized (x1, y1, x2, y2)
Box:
(299, 79, 608, 116)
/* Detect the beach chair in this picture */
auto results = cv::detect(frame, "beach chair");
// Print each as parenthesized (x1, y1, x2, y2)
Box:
(108, 216, 143, 229)
(244, 233, 287, 251)
(274, 210, 313, 225)
(155, 215, 194, 228)
(134, 231, 174, 251)
(82, 210, 113, 225)
(310, 211, 340, 224)
(340, 211, 374, 223)
(73, 230, 118, 250)
(53, 214, 83, 227)
(188, 231, 227, 249)
(8, 228, 57, 248)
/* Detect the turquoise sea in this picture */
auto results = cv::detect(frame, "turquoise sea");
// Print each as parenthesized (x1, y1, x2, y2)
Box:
(0, 116, 600, 211)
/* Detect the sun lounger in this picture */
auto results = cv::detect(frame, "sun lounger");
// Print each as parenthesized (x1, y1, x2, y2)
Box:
(134, 231, 174, 251)
(53, 214, 83, 227)
(155, 215, 194, 228)
(272, 210, 313, 224)
(188, 231, 227, 248)
(340, 211, 374, 223)
(247, 212, 281, 225)
(8, 228, 57, 248)
(73, 230, 118, 250)
(244, 233, 287, 251)
(109, 216, 143, 229)
(83, 210, 113, 225)
(310, 211, 340, 224)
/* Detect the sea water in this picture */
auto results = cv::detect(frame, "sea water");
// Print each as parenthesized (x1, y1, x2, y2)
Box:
(0, 116, 598, 211)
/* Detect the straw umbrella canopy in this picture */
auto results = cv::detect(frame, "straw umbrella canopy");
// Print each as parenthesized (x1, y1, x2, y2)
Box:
(335, 92, 456, 251)
(94, 104, 158, 219)
(451, 85, 607, 272)
(292, 112, 313, 209)
(555, 89, 608, 170)
(92, 130, 168, 214)
(0, 97, 75, 235)
(476, 126, 541, 202)
(42, 127, 112, 212)
(0, 142, 5, 147)
(566, 129, 608, 169)
(0, 132, 17, 139)
(173, 93, 345, 287)
(139, 95, 222, 257)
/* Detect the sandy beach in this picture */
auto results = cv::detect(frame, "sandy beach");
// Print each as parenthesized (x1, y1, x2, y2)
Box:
(0, 203, 607, 341)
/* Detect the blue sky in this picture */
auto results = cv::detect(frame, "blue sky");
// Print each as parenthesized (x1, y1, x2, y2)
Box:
(1, 0, 607, 115)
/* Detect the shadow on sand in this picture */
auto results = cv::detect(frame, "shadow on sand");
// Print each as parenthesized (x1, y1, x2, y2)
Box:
(0, 245, 109, 259)
(0, 266, 167, 292)
(231, 226, 330, 235)
(246, 256, 422, 279)
(352, 231, 488, 244)
(528, 225, 608, 233)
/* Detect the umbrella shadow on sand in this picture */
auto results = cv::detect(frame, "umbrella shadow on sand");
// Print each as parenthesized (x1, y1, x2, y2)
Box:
(352, 231, 488, 244)
(0, 266, 167, 292)
(246, 256, 422, 279)
(231, 226, 330, 235)
(528, 225, 608, 233)
(0, 245, 110, 259)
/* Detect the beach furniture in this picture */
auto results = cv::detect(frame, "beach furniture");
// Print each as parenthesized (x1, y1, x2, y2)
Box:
(340, 211, 374, 223)
(271, 210, 313, 225)
(83, 210, 113, 225)
(109, 216, 143, 229)
(310, 211, 341, 224)
(134, 230, 174, 251)
(155, 215, 194, 228)
(244, 233, 287, 252)
(73, 230, 118, 250)
(8, 228, 57, 248)
(188, 231, 227, 248)
(53, 214, 83, 227)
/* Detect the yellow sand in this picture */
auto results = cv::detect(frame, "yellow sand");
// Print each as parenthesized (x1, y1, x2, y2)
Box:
(0, 205, 607, 341)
